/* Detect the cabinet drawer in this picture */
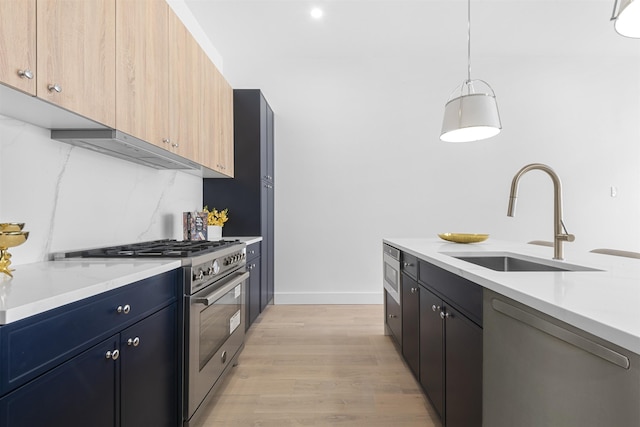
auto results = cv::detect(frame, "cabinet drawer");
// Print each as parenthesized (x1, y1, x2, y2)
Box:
(246, 241, 261, 261)
(0, 270, 178, 395)
(401, 252, 418, 279)
(385, 291, 402, 347)
(418, 261, 482, 326)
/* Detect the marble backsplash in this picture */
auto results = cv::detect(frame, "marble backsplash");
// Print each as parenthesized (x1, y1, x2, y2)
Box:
(0, 115, 203, 266)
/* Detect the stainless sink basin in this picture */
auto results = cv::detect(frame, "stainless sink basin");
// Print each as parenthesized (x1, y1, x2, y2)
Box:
(445, 253, 600, 272)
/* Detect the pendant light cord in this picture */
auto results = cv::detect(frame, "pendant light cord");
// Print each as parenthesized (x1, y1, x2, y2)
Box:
(467, 0, 472, 83)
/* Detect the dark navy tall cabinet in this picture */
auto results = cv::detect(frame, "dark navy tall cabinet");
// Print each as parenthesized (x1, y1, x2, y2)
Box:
(204, 89, 274, 326)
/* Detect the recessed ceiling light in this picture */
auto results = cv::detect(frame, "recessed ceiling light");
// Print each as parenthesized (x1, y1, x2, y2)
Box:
(310, 7, 323, 19)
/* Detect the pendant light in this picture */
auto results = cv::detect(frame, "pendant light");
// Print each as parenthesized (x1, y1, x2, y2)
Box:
(611, 0, 640, 38)
(440, 0, 501, 143)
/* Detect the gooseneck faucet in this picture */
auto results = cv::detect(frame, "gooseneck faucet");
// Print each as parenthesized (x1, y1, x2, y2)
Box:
(507, 163, 575, 260)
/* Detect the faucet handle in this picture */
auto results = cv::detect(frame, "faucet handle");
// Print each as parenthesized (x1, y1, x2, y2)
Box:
(558, 233, 575, 242)
(559, 220, 575, 242)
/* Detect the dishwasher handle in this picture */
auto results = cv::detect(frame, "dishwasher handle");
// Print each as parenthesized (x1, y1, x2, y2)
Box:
(492, 298, 630, 369)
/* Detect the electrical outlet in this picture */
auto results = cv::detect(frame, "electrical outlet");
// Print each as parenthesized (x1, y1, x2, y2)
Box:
(610, 186, 617, 197)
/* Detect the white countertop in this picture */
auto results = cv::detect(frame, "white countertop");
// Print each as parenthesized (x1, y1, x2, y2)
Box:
(384, 238, 640, 354)
(0, 259, 181, 325)
(227, 236, 262, 246)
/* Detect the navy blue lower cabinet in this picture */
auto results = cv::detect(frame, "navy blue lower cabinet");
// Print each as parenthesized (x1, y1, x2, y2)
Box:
(0, 336, 119, 427)
(0, 270, 181, 427)
(121, 305, 178, 427)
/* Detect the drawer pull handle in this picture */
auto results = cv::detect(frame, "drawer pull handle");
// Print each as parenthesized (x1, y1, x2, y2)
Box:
(403, 262, 414, 267)
(388, 314, 397, 319)
(117, 304, 131, 314)
(221, 350, 227, 364)
(47, 83, 62, 93)
(431, 304, 441, 312)
(127, 337, 140, 347)
(440, 311, 451, 320)
(105, 349, 119, 360)
(411, 287, 419, 293)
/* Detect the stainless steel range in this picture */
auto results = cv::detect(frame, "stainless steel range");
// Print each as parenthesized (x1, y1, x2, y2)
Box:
(55, 239, 248, 427)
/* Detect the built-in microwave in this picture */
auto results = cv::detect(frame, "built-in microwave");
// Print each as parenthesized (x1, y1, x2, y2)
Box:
(383, 244, 401, 304)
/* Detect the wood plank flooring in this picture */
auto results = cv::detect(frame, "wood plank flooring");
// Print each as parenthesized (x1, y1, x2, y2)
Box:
(195, 305, 442, 426)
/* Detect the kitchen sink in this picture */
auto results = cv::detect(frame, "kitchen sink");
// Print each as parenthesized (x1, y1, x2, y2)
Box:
(445, 253, 601, 272)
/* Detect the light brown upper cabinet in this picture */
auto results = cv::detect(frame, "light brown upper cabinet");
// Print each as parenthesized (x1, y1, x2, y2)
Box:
(200, 52, 218, 171)
(168, 9, 201, 163)
(217, 69, 234, 177)
(115, 0, 169, 149)
(200, 53, 234, 177)
(37, 0, 116, 127)
(0, 0, 36, 95)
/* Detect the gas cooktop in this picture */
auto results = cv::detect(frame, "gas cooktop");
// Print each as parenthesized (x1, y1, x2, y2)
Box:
(58, 239, 242, 258)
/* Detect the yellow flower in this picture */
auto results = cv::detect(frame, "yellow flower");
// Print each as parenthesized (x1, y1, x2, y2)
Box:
(203, 206, 229, 227)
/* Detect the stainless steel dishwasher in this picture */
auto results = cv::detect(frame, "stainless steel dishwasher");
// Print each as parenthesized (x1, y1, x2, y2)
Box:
(483, 289, 640, 427)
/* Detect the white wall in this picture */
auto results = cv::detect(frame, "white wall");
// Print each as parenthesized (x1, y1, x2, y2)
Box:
(215, 2, 640, 304)
(0, 116, 203, 265)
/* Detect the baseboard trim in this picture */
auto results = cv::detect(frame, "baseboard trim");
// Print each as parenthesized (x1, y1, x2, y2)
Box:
(274, 292, 383, 305)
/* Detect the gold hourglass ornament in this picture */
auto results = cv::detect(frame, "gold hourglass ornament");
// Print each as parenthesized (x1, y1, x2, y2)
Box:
(0, 223, 29, 278)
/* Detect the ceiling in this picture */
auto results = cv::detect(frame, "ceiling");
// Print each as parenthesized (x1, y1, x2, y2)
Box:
(184, 0, 636, 67)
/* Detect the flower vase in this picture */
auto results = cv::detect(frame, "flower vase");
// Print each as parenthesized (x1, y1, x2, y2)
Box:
(208, 225, 222, 241)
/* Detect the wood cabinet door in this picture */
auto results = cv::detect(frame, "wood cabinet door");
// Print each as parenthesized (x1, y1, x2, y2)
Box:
(218, 74, 235, 176)
(0, 0, 36, 95)
(200, 53, 223, 172)
(115, 0, 169, 148)
(201, 60, 234, 177)
(401, 273, 420, 378)
(419, 285, 444, 419)
(120, 305, 178, 427)
(444, 304, 483, 427)
(168, 9, 200, 162)
(36, 0, 116, 127)
(0, 337, 118, 427)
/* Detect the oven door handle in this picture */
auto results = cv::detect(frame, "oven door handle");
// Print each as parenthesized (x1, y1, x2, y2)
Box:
(194, 271, 250, 306)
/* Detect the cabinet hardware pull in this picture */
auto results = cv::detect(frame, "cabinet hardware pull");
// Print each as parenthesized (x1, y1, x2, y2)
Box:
(388, 314, 397, 319)
(127, 337, 140, 347)
(403, 262, 413, 267)
(221, 350, 227, 364)
(411, 287, 419, 293)
(117, 304, 131, 314)
(162, 138, 170, 144)
(17, 69, 33, 79)
(171, 142, 179, 148)
(431, 304, 441, 312)
(105, 349, 120, 360)
(440, 311, 451, 320)
(47, 83, 62, 93)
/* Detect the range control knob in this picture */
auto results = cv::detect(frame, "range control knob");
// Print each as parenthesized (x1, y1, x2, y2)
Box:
(211, 260, 220, 275)
(193, 269, 204, 281)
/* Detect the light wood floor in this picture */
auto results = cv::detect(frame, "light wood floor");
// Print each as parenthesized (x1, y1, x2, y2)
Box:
(195, 305, 442, 426)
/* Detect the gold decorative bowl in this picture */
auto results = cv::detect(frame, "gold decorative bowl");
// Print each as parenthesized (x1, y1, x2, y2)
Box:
(0, 231, 29, 248)
(0, 231, 29, 278)
(438, 233, 489, 244)
(0, 223, 25, 232)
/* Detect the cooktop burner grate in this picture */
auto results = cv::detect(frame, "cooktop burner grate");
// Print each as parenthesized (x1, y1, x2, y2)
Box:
(77, 239, 241, 258)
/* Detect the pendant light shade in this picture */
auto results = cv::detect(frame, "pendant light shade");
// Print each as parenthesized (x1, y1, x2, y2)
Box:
(441, 80, 501, 143)
(612, 0, 640, 38)
(440, 0, 501, 142)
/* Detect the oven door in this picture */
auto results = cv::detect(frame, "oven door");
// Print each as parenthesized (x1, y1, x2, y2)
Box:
(186, 270, 249, 421)
(383, 245, 401, 304)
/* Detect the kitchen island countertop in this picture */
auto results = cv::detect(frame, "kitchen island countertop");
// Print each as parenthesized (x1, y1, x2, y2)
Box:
(384, 238, 640, 354)
(0, 259, 181, 325)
